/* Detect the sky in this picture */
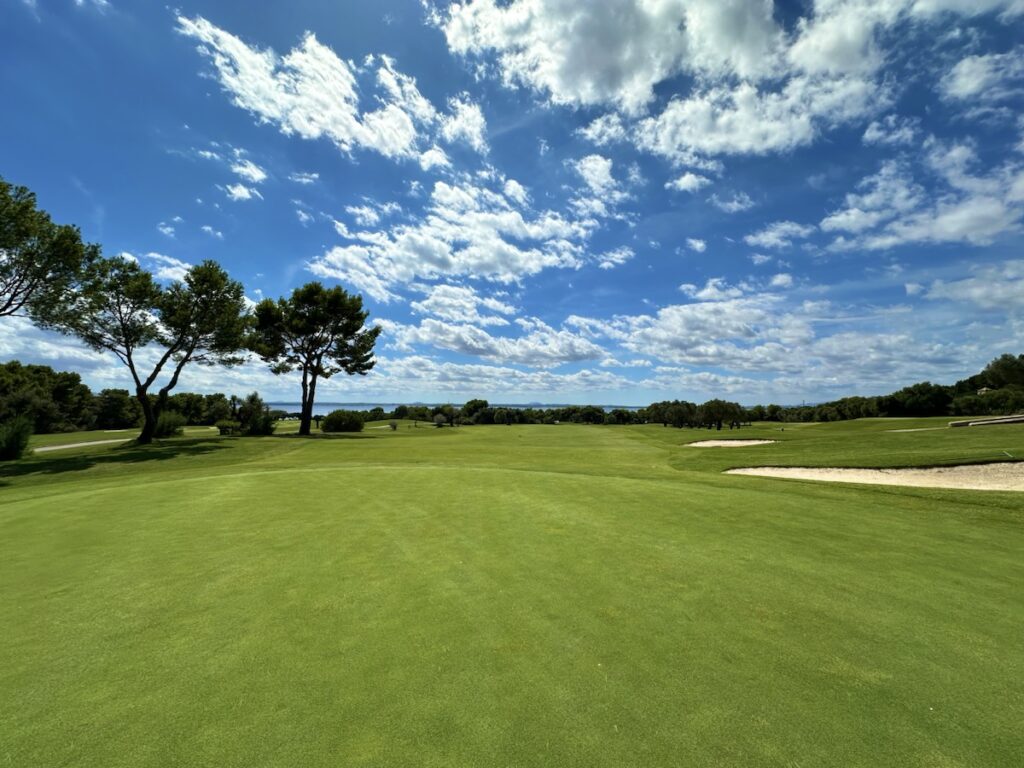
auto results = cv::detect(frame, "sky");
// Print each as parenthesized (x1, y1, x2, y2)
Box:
(2, 0, 1024, 405)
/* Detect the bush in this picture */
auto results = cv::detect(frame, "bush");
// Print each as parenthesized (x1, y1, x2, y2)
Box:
(389, 420, 398, 431)
(0, 415, 33, 460)
(322, 409, 364, 433)
(238, 392, 277, 436)
(153, 411, 186, 438)
(215, 419, 241, 435)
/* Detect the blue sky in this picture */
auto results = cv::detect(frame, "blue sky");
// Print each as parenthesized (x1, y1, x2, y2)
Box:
(2, 0, 1024, 405)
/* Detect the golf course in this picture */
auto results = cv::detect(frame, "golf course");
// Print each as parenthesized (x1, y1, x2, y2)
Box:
(2, 419, 1022, 767)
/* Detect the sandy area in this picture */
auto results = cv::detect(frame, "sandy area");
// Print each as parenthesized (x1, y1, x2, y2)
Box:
(688, 439, 777, 447)
(726, 463, 1024, 491)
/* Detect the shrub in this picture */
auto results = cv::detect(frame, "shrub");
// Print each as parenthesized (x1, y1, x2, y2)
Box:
(238, 392, 277, 436)
(389, 420, 398, 431)
(322, 409, 364, 433)
(0, 415, 33, 460)
(433, 413, 447, 428)
(153, 411, 186, 438)
(215, 419, 241, 435)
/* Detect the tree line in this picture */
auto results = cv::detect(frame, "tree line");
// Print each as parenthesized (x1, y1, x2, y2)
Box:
(0, 175, 381, 449)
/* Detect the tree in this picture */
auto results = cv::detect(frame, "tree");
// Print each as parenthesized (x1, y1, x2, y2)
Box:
(251, 282, 381, 436)
(0, 176, 95, 318)
(40, 257, 249, 444)
(0, 361, 95, 433)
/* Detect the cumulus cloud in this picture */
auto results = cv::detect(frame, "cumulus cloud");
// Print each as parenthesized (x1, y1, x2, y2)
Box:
(310, 176, 598, 301)
(440, 0, 782, 115)
(177, 16, 489, 162)
(862, 114, 919, 146)
(597, 246, 635, 270)
(386, 316, 605, 367)
(666, 172, 711, 193)
(686, 238, 707, 252)
(744, 221, 814, 249)
(577, 113, 627, 145)
(926, 260, 1024, 310)
(941, 46, 1024, 102)
(823, 152, 1024, 250)
(230, 157, 267, 184)
(708, 192, 754, 213)
(288, 171, 319, 184)
(224, 183, 262, 201)
(201, 225, 224, 239)
(439, 95, 488, 153)
(409, 283, 517, 326)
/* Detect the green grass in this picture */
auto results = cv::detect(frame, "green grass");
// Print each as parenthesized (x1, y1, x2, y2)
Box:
(2, 421, 1022, 766)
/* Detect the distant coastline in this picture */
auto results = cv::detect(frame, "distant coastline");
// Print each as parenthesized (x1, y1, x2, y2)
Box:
(267, 402, 645, 415)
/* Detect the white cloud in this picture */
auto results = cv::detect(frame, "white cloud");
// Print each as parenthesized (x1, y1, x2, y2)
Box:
(224, 183, 262, 201)
(686, 238, 707, 252)
(750, 253, 772, 265)
(230, 157, 267, 184)
(419, 146, 451, 170)
(177, 16, 443, 161)
(770, 272, 793, 288)
(409, 283, 516, 326)
(927, 260, 1024, 310)
(708, 192, 754, 213)
(597, 246, 635, 270)
(157, 222, 176, 238)
(577, 113, 627, 145)
(144, 253, 192, 282)
(862, 115, 919, 146)
(310, 177, 598, 301)
(679, 277, 745, 301)
(439, 95, 488, 153)
(296, 209, 314, 225)
(823, 154, 1024, 250)
(503, 179, 529, 207)
(440, 0, 782, 114)
(572, 154, 618, 196)
(636, 74, 882, 164)
(386, 316, 605, 368)
(288, 171, 319, 184)
(941, 46, 1024, 102)
(744, 221, 814, 249)
(666, 172, 711, 193)
(201, 225, 224, 239)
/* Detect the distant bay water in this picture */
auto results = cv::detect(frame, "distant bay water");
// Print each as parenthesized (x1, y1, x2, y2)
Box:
(267, 402, 643, 416)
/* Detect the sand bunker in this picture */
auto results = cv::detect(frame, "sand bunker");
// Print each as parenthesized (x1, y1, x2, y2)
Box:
(726, 462, 1024, 492)
(688, 439, 777, 447)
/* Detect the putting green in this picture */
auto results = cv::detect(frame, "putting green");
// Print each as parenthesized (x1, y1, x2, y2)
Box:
(2, 421, 1022, 766)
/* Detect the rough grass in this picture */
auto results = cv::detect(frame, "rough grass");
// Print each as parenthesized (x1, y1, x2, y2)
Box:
(2, 420, 1022, 767)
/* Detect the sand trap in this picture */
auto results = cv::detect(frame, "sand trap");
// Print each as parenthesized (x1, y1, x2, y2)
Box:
(726, 462, 1024, 492)
(688, 439, 777, 447)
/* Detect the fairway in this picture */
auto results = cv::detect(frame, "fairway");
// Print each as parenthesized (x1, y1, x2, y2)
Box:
(2, 421, 1023, 767)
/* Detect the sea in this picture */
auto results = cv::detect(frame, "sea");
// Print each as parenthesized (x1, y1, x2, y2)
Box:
(267, 402, 644, 416)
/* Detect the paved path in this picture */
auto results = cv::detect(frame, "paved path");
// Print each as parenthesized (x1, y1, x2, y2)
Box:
(34, 439, 131, 453)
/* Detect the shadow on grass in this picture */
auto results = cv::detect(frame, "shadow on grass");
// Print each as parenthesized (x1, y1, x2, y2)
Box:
(0, 438, 229, 485)
(274, 432, 377, 440)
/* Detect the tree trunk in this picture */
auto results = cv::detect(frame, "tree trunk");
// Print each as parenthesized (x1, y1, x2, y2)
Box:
(298, 368, 318, 436)
(136, 388, 156, 444)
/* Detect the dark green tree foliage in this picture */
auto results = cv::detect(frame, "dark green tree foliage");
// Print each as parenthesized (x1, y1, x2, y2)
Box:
(237, 391, 276, 436)
(0, 176, 95, 318)
(40, 257, 248, 444)
(0, 361, 95, 432)
(251, 282, 381, 436)
(322, 409, 364, 433)
(94, 389, 142, 429)
(153, 411, 186, 438)
(0, 415, 33, 460)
